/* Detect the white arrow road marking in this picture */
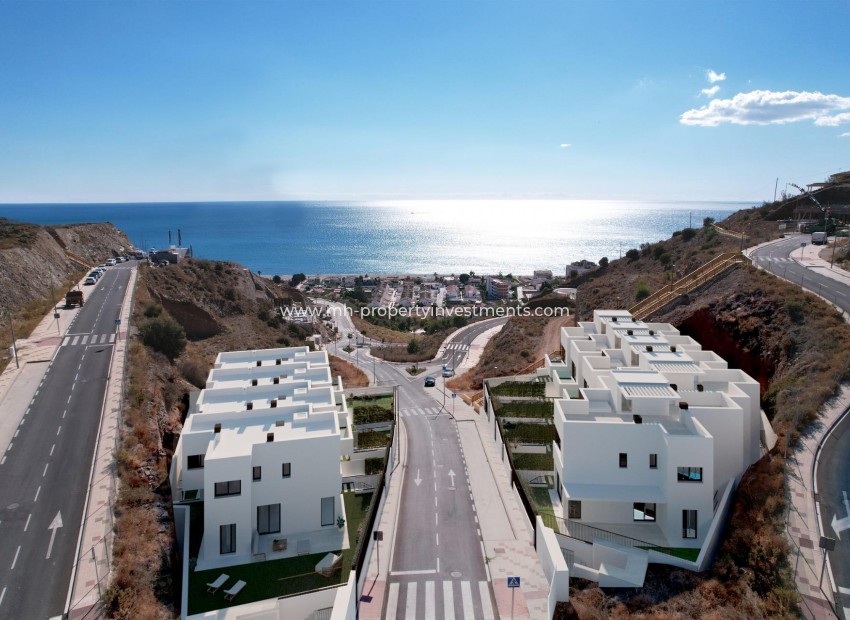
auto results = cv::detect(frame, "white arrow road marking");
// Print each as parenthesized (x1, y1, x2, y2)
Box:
(46, 511, 63, 559)
(448, 469, 456, 488)
(832, 491, 850, 540)
(414, 470, 422, 486)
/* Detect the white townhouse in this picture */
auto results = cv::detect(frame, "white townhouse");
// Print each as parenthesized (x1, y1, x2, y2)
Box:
(170, 346, 353, 570)
(546, 310, 773, 550)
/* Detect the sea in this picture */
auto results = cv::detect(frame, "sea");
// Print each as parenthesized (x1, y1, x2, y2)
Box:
(0, 200, 749, 276)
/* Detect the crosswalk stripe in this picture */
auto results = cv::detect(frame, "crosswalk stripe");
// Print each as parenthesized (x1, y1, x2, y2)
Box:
(81, 335, 89, 345)
(461, 581, 474, 619)
(443, 581, 455, 620)
(109, 333, 115, 343)
(62, 337, 70, 346)
(386, 582, 399, 620)
(479, 581, 495, 620)
(71, 336, 79, 346)
(425, 580, 435, 620)
(406, 582, 417, 619)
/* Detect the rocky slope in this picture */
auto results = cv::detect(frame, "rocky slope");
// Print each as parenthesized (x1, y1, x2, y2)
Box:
(0, 218, 132, 317)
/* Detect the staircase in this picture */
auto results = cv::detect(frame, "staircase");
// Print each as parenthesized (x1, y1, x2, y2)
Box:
(464, 349, 560, 411)
(629, 252, 750, 320)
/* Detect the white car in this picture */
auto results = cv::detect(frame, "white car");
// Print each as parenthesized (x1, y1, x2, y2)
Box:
(106, 259, 117, 266)
(442, 367, 455, 378)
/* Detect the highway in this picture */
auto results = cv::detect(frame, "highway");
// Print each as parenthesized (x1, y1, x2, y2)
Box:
(751, 235, 850, 616)
(0, 262, 132, 619)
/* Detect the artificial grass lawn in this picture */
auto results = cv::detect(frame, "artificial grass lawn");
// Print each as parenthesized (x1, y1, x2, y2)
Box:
(187, 492, 374, 614)
(512, 452, 554, 470)
(637, 545, 701, 562)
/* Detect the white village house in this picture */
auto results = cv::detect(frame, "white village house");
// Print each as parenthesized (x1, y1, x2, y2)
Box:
(545, 309, 776, 553)
(169, 346, 353, 571)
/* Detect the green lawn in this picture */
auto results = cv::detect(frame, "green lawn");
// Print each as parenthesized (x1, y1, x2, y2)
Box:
(187, 492, 374, 615)
(352, 395, 395, 425)
(491, 381, 546, 398)
(493, 399, 554, 419)
(512, 452, 554, 470)
(637, 546, 701, 562)
(357, 429, 392, 449)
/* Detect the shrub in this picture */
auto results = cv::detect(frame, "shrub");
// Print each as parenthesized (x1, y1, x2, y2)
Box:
(653, 246, 665, 260)
(635, 279, 651, 300)
(272, 275, 282, 284)
(659, 253, 672, 266)
(681, 227, 697, 241)
(143, 303, 162, 318)
(223, 287, 236, 301)
(703, 216, 715, 227)
(625, 248, 640, 261)
(139, 316, 187, 361)
(179, 358, 208, 389)
(407, 338, 421, 354)
(598, 257, 609, 269)
(365, 457, 384, 475)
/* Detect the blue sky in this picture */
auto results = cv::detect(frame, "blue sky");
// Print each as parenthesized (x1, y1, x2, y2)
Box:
(0, 0, 848, 203)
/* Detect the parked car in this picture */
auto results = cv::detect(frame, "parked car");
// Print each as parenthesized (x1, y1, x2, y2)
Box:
(442, 367, 455, 378)
(106, 258, 117, 266)
(83, 277, 96, 286)
(424, 376, 436, 387)
(88, 271, 100, 280)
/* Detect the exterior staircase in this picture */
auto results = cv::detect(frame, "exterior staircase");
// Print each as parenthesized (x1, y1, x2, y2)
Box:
(629, 252, 750, 321)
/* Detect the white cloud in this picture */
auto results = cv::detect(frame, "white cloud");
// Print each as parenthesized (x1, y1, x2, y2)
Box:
(814, 112, 850, 127)
(680, 90, 850, 127)
(560, 143, 571, 148)
(841, 132, 850, 138)
(707, 69, 727, 83)
(700, 86, 720, 97)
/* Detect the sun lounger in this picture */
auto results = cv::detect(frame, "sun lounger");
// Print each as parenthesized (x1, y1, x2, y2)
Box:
(315, 552, 342, 577)
(206, 574, 229, 594)
(224, 579, 246, 601)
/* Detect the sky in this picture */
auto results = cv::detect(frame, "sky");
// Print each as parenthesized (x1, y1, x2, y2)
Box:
(0, 0, 848, 203)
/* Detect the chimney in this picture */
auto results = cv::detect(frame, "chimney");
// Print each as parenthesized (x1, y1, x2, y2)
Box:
(214, 423, 221, 434)
(257, 360, 262, 367)
(671, 345, 677, 352)
(633, 414, 643, 424)
(251, 379, 258, 387)
(273, 377, 280, 384)
(276, 358, 282, 365)
(670, 383, 678, 391)
(266, 432, 274, 442)
(646, 345, 653, 352)
(679, 401, 689, 410)
(271, 399, 277, 408)
(246, 402, 253, 411)
(627, 329, 633, 335)
(697, 384, 704, 392)
(649, 330, 655, 336)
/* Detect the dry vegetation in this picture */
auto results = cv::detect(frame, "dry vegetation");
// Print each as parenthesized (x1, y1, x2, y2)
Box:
(106, 259, 325, 617)
(329, 354, 370, 387)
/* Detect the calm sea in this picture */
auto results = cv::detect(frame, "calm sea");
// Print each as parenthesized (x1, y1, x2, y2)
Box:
(0, 201, 747, 276)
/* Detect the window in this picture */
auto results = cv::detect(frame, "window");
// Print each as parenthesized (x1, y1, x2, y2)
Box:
(619, 453, 628, 468)
(187, 454, 205, 469)
(257, 504, 281, 535)
(633, 502, 656, 522)
(677, 467, 703, 482)
(220, 524, 236, 554)
(253, 466, 262, 481)
(649, 454, 658, 469)
(321, 497, 335, 526)
(683, 510, 698, 538)
(556, 472, 562, 502)
(282, 462, 291, 478)
(214, 480, 241, 497)
(568, 500, 582, 519)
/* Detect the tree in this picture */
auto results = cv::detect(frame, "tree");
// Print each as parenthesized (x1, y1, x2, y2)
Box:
(459, 273, 470, 285)
(703, 216, 715, 228)
(681, 227, 697, 242)
(407, 338, 421, 354)
(289, 273, 306, 287)
(272, 275, 282, 284)
(625, 248, 640, 261)
(139, 316, 187, 361)
(598, 257, 609, 269)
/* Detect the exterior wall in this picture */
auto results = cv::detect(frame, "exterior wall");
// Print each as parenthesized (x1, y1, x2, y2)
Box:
(203, 452, 253, 564)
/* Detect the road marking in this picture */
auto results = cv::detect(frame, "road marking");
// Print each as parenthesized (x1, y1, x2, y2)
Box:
(81, 335, 88, 345)
(391, 568, 437, 576)
(406, 582, 417, 619)
(461, 580, 474, 618)
(50, 444, 55, 456)
(7, 443, 12, 451)
(385, 583, 399, 620)
(435, 514, 438, 526)
(0, 586, 6, 608)
(479, 581, 495, 620)
(109, 333, 115, 343)
(436, 533, 439, 546)
(57, 426, 62, 436)
(11, 546, 21, 570)
(34, 486, 41, 502)
(24, 513, 32, 532)
(43, 463, 49, 477)
(62, 409, 66, 419)
(71, 336, 79, 346)
(46, 512, 63, 559)
(67, 395, 72, 404)
(424, 580, 435, 620)
(75, 373, 79, 382)
(62, 336, 70, 346)
(443, 581, 455, 620)
(14, 430, 19, 438)
(839, 586, 850, 595)
(0, 456, 5, 465)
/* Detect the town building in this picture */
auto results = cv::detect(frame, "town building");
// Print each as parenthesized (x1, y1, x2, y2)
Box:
(464, 284, 481, 301)
(533, 269, 553, 281)
(545, 310, 773, 553)
(169, 346, 352, 571)
(486, 276, 512, 300)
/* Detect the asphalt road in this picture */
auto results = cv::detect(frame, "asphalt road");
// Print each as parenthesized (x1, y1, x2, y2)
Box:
(751, 236, 850, 615)
(434, 318, 509, 372)
(374, 361, 498, 619)
(0, 263, 131, 619)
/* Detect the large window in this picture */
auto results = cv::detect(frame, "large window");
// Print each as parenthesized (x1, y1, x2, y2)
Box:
(619, 453, 628, 468)
(321, 497, 335, 526)
(677, 467, 703, 482)
(649, 454, 658, 469)
(253, 466, 262, 481)
(683, 510, 698, 538)
(220, 524, 236, 554)
(187, 454, 205, 469)
(568, 500, 582, 519)
(633, 502, 656, 522)
(257, 504, 281, 535)
(214, 480, 241, 497)
(282, 462, 292, 478)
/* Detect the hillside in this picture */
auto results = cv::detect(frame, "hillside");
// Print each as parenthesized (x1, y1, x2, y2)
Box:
(0, 219, 133, 370)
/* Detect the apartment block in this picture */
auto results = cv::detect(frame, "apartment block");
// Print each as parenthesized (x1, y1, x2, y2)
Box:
(547, 310, 772, 550)
(170, 346, 352, 570)
(486, 276, 512, 300)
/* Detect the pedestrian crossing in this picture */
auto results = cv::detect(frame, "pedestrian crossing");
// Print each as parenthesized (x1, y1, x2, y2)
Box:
(754, 256, 795, 263)
(444, 342, 469, 351)
(385, 579, 495, 620)
(398, 407, 442, 418)
(61, 333, 116, 347)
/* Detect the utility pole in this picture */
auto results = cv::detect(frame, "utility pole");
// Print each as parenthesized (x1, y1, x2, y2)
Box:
(50, 281, 60, 336)
(8, 314, 19, 369)
(773, 177, 779, 203)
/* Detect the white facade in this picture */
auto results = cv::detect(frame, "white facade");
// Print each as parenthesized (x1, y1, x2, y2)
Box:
(486, 276, 511, 300)
(170, 346, 352, 570)
(547, 310, 769, 549)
